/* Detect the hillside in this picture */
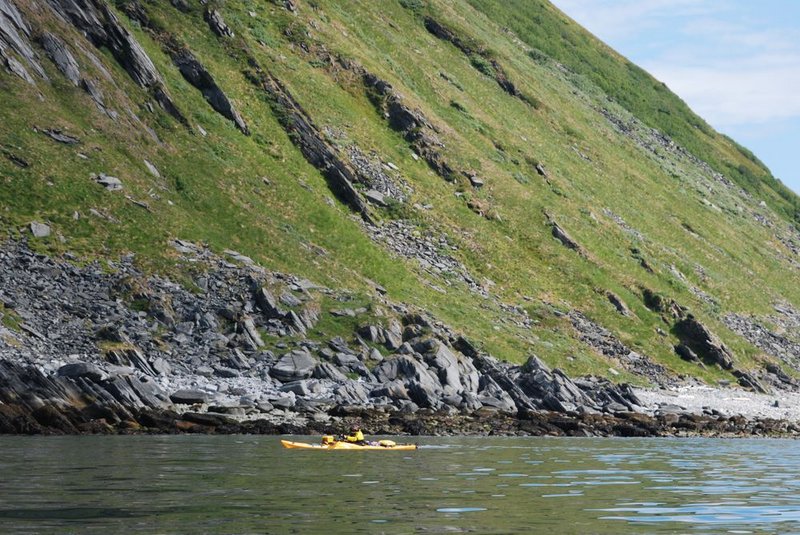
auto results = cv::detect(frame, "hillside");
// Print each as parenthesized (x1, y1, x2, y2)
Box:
(2, 0, 800, 435)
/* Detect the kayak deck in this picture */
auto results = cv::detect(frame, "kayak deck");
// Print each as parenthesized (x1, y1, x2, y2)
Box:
(281, 439, 417, 451)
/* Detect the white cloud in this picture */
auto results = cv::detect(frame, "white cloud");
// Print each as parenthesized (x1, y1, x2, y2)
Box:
(648, 62, 800, 126)
(550, 0, 717, 42)
(551, 0, 800, 126)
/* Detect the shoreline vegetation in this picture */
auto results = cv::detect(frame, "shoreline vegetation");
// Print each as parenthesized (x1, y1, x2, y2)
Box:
(2, 240, 799, 439)
(3, 0, 800, 441)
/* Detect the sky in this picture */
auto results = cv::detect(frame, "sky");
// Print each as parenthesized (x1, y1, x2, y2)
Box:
(549, 0, 800, 193)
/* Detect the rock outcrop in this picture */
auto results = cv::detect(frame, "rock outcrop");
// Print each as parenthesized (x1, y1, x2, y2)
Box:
(46, 0, 184, 122)
(245, 66, 374, 222)
(673, 315, 734, 370)
(0, 0, 47, 83)
(422, 16, 531, 104)
(0, 240, 655, 435)
(171, 47, 249, 134)
(117, 1, 249, 135)
(38, 32, 79, 85)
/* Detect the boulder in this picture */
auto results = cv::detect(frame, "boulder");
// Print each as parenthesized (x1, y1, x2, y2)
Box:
(383, 328, 403, 350)
(204, 8, 233, 37)
(407, 379, 442, 409)
(476, 376, 517, 413)
(358, 324, 385, 344)
(225, 349, 251, 370)
(368, 348, 384, 363)
(254, 287, 283, 318)
(280, 379, 329, 397)
(151, 357, 171, 376)
(370, 379, 410, 401)
(106, 375, 169, 410)
(94, 173, 123, 191)
(57, 362, 107, 382)
(213, 365, 241, 378)
(333, 352, 360, 368)
(373, 355, 443, 408)
(423, 342, 463, 393)
(240, 316, 264, 348)
(457, 355, 481, 394)
(270, 349, 316, 382)
(732, 370, 769, 394)
(269, 392, 296, 409)
(170, 389, 211, 404)
(29, 222, 51, 238)
(517, 356, 592, 411)
(313, 362, 348, 382)
(674, 344, 699, 363)
(280, 291, 303, 307)
(333, 381, 370, 405)
(287, 310, 307, 334)
(473, 354, 535, 412)
(460, 392, 483, 412)
(364, 189, 386, 206)
(105, 347, 157, 377)
(373, 354, 426, 383)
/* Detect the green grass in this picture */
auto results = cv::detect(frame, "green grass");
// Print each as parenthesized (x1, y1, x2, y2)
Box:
(0, 303, 22, 332)
(463, 0, 800, 224)
(2, 0, 799, 386)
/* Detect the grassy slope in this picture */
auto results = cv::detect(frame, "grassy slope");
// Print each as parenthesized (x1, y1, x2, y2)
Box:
(1, 0, 799, 384)
(466, 0, 800, 223)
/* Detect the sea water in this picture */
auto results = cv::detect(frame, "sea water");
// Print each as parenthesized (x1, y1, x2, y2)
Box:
(0, 435, 798, 534)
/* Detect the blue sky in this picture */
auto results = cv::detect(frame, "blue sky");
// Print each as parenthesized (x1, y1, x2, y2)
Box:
(550, 0, 800, 193)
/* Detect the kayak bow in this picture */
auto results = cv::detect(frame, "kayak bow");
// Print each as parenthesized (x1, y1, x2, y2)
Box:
(281, 439, 417, 451)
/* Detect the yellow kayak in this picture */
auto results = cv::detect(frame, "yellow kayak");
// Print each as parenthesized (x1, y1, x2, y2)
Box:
(281, 439, 417, 451)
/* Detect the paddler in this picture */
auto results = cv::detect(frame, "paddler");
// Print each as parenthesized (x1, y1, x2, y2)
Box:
(343, 424, 365, 445)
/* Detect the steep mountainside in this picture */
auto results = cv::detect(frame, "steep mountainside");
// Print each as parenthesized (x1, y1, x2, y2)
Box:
(2, 0, 800, 435)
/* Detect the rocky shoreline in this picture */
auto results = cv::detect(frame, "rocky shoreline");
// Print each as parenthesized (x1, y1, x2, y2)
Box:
(1, 239, 799, 438)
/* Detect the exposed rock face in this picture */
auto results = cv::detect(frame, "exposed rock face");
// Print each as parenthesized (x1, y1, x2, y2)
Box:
(724, 311, 800, 370)
(605, 291, 631, 316)
(422, 16, 523, 101)
(550, 219, 582, 253)
(204, 8, 232, 38)
(674, 316, 734, 370)
(46, 0, 184, 122)
(116, 1, 249, 136)
(39, 32, 80, 85)
(364, 219, 487, 297)
(0, 240, 660, 435)
(0, 0, 47, 83)
(344, 145, 409, 203)
(0, 359, 171, 434)
(569, 310, 672, 385)
(246, 66, 373, 222)
(271, 349, 316, 382)
(171, 47, 249, 134)
(360, 68, 457, 181)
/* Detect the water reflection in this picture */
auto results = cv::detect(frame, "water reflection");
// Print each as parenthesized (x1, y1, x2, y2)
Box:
(1, 436, 800, 533)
